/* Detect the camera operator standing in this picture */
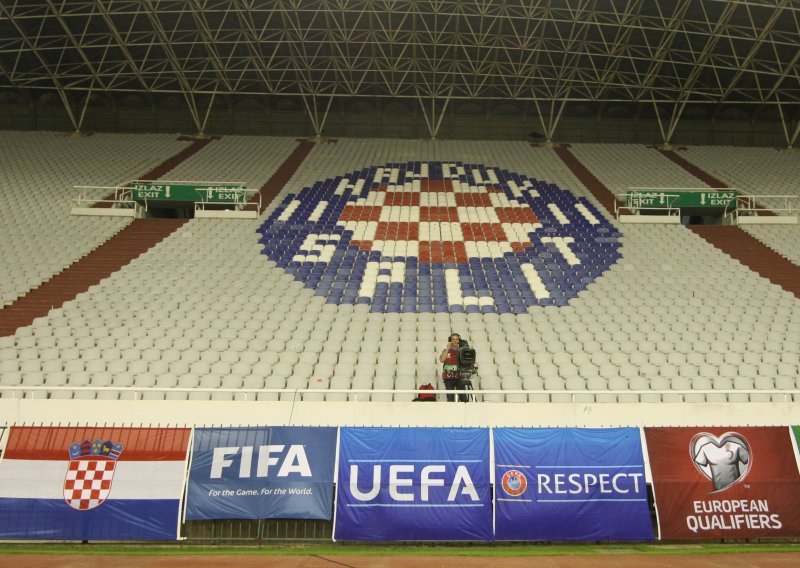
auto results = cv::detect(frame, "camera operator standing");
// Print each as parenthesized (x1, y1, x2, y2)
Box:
(439, 333, 467, 402)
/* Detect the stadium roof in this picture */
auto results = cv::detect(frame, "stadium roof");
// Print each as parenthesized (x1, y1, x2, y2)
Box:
(1, 0, 798, 138)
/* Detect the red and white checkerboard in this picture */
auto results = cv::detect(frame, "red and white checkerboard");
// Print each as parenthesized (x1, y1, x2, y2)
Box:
(63, 458, 116, 511)
(338, 180, 541, 262)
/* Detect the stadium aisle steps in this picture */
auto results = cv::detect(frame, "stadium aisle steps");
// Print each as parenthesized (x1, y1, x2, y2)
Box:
(690, 226, 800, 298)
(657, 147, 776, 217)
(551, 145, 617, 214)
(0, 136, 219, 336)
(0, 219, 186, 336)
(654, 148, 728, 188)
(254, 139, 315, 213)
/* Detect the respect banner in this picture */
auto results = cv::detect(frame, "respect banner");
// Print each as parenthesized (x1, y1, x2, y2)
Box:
(0, 426, 190, 540)
(334, 427, 492, 541)
(645, 427, 800, 539)
(186, 427, 337, 520)
(494, 428, 653, 541)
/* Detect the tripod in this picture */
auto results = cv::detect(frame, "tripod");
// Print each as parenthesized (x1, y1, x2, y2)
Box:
(458, 367, 478, 402)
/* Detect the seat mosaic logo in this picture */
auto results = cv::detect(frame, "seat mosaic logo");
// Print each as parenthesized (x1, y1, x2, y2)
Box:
(690, 432, 752, 493)
(258, 161, 622, 313)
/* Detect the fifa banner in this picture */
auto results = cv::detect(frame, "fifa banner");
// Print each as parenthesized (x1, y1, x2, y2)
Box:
(645, 427, 800, 539)
(494, 428, 653, 541)
(186, 427, 337, 520)
(0, 426, 190, 540)
(334, 427, 492, 541)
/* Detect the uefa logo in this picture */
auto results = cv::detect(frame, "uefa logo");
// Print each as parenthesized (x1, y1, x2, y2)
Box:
(258, 161, 622, 313)
(501, 469, 528, 497)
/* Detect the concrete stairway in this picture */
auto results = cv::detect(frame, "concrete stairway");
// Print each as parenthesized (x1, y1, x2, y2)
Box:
(254, 139, 315, 213)
(0, 136, 218, 336)
(552, 145, 618, 215)
(690, 225, 800, 298)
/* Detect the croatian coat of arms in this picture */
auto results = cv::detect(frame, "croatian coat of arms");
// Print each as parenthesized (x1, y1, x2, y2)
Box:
(64, 439, 124, 511)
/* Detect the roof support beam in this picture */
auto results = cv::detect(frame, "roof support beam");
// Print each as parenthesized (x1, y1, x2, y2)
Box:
(233, 0, 278, 93)
(721, 0, 790, 100)
(533, 97, 568, 143)
(765, 48, 800, 102)
(302, 94, 334, 138)
(0, 1, 79, 130)
(44, 0, 108, 91)
(652, 98, 689, 148)
(187, 0, 234, 92)
(142, 0, 204, 134)
(417, 86, 453, 139)
(777, 101, 800, 148)
(93, 0, 150, 93)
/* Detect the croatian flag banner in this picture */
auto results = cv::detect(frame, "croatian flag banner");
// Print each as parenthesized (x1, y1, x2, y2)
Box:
(0, 426, 191, 540)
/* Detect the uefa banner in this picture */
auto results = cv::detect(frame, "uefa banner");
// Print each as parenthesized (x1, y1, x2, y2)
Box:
(186, 427, 337, 520)
(334, 427, 492, 541)
(0, 426, 190, 540)
(494, 428, 653, 541)
(645, 427, 800, 539)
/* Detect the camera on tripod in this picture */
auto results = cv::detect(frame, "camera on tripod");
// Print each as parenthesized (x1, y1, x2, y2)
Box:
(456, 338, 476, 369)
(456, 338, 478, 387)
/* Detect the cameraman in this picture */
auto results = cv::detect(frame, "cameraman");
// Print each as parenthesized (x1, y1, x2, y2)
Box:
(439, 333, 467, 402)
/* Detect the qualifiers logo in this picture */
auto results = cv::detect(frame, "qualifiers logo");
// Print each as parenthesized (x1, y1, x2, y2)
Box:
(64, 439, 124, 511)
(258, 161, 622, 313)
(501, 469, 528, 497)
(690, 432, 751, 493)
(685, 431, 781, 534)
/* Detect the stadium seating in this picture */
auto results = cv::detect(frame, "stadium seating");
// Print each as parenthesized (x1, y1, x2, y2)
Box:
(680, 145, 800, 266)
(1, 135, 799, 404)
(0, 131, 189, 305)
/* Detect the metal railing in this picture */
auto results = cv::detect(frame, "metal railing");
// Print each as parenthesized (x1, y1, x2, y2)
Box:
(71, 184, 136, 211)
(615, 191, 682, 219)
(0, 385, 795, 403)
(736, 193, 800, 219)
(194, 188, 261, 216)
(183, 518, 332, 543)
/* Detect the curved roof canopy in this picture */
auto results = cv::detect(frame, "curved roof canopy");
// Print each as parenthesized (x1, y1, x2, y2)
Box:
(1, 0, 798, 138)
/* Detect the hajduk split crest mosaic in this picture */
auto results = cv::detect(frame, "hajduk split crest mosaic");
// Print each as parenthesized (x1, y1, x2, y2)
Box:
(257, 162, 622, 314)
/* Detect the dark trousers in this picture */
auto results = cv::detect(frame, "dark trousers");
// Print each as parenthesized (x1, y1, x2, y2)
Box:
(444, 379, 467, 402)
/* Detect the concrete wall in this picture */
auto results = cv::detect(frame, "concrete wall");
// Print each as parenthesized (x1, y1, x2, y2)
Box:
(2, 399, 799, 428)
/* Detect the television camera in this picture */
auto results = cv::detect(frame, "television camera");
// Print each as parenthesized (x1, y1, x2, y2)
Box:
(456, 338, 478, 399)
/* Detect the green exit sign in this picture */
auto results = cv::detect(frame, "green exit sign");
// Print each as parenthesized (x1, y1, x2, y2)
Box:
(626, 190, 737, 209)
(129, 181, 247, 203)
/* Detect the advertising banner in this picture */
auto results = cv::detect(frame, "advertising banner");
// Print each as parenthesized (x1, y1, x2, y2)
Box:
(334, 427, 491, 541)
(645, 427, 800, 539)
(186, 427, 337, 520)
(0, 426, 190, 540)
(494, 428, 653, 541)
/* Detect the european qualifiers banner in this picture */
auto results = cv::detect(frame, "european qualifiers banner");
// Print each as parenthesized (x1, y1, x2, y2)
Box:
(0, 426, 190, 540)
(186, 427, 337, 521)
(645, 427, 800, 539)
(334, 428, 492, 541)
(494, 428, 654, 541)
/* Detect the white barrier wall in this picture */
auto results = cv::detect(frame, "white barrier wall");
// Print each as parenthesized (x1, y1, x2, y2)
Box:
(2, 399, 800, 428)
